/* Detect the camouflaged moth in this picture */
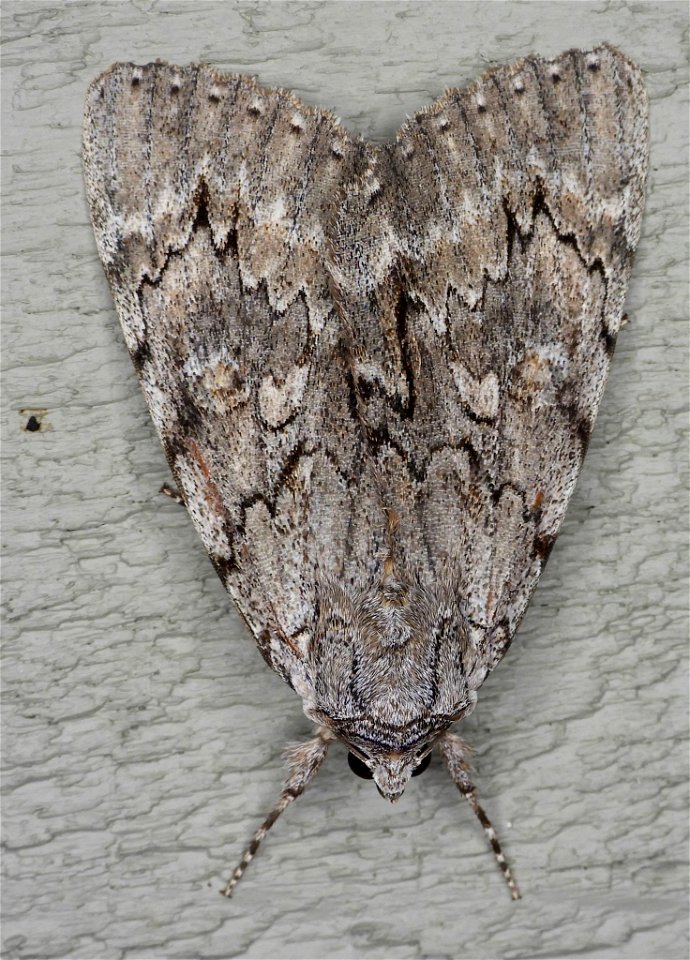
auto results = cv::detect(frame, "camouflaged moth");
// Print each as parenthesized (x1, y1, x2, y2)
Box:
(83, 44, 648, 899)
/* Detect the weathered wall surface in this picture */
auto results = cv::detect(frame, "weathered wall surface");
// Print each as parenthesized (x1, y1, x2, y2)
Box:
(2, 2, 688, 958)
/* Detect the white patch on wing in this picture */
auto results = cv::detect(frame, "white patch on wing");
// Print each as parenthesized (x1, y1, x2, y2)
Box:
(258, 365, 309, 427)
(450, 363, 500, 419)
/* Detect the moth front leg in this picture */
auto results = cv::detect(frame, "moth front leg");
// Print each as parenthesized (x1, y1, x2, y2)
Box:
(438, 731, 521, 901)
(220, 727, 334, 897)
(160, 482, 184, 506)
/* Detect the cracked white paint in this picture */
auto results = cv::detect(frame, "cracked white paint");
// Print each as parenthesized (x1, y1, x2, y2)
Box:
(2, 2, 688, 959)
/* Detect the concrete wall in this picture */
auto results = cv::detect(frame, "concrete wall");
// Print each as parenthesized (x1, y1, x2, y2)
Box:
(2, 2, 688, 957)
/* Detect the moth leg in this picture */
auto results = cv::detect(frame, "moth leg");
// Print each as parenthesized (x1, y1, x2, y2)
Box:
(220, 727, 333, 897)
(438, 731, 521, 901)
(160, 482, 184, 506)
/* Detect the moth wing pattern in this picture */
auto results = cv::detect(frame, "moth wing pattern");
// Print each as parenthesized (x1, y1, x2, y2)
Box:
(83, 45, 648, 697)
(329, 44, 648, 681)
(83, 64, 366, 689)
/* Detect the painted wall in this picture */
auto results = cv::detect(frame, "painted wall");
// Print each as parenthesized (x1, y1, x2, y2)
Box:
(2, 2, 688, 958)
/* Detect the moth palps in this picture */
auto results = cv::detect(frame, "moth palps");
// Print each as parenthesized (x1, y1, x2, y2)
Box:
(83, 45, 648, 900)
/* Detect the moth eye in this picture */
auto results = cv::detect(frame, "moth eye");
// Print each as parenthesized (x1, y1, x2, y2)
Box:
(347, 752, 373, 779)
(411, 751, 432, 777)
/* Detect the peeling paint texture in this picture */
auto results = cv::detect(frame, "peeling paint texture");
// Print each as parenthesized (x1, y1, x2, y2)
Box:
(2, 2, 688, 959)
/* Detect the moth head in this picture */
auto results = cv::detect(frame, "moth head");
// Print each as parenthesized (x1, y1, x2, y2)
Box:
(346, 741, 433, 802)
(305, 705, 474, 801)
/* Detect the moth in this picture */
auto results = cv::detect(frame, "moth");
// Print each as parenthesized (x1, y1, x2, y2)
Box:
(83, 44, 648, 900)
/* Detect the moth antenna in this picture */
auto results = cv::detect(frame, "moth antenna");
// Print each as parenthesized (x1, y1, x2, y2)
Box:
(438, 732, 521, 901)
(220, 728, 332, 897)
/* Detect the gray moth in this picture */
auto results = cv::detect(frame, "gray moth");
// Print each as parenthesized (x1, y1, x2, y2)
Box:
(82, 44, 648, 900)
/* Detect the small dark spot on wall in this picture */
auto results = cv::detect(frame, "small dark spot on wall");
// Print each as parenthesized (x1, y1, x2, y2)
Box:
(20, 408, 49, 433)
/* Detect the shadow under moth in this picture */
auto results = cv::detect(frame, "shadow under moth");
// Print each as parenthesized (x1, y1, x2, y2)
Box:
(83, 44, 648, 900)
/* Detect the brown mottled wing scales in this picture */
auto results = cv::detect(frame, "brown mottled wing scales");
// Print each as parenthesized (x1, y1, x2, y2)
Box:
(329, 45, 648, 680)
(83, 63, 363, 685)
(83, 46, 648, 694)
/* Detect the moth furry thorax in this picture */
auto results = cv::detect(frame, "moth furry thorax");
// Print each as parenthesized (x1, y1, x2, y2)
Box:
(304, 567, 478, 798)
(83, 43, 648, 902)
